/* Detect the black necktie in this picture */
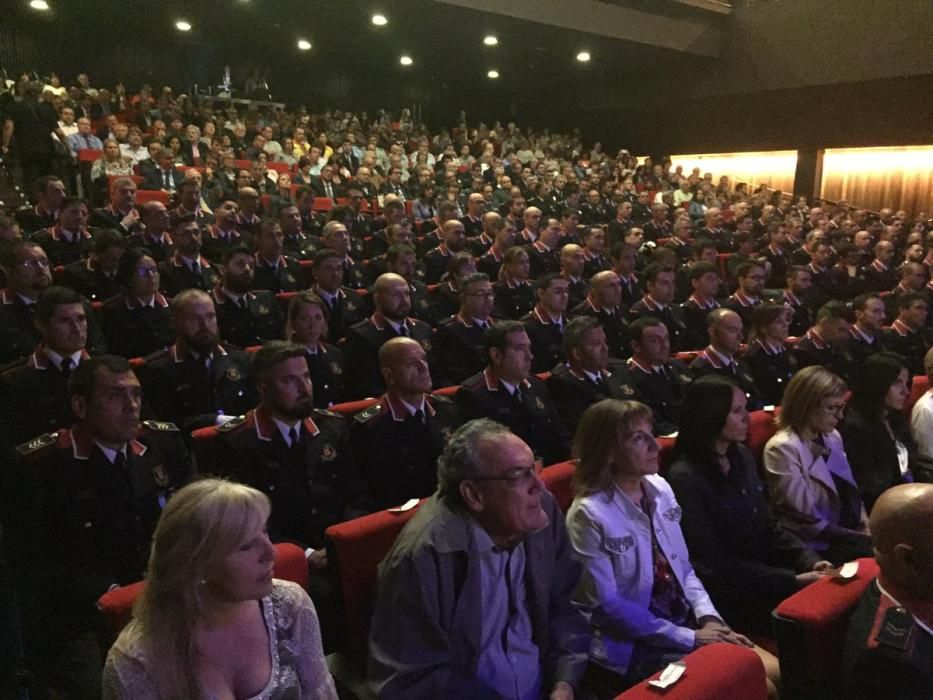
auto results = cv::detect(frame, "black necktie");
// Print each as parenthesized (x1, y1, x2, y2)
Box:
(237, 297, 247, 310)
(191, 261, 201, 276)
(409, 409, 425, 425)
(60, 357, 73, 380)
(163, 171, 170, 189)
(113, 450, 127, 471)
(288, 426, 300, 449)
(398, 324, 410, 338)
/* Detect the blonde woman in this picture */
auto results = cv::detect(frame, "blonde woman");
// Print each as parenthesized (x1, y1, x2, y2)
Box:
(492, 245, 535, 319)
(763, 365, 873, 564)
(566, 400, 779, 698)
(102, 479, 337, 699)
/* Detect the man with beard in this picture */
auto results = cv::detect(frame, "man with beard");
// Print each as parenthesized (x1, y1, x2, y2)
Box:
(215, 341, 370, 648)
(8, 355, 190, 699)
(423, 219, 467, 285)
(140, 289, 253, 430)
(157, 215, 222, 296)
(252, 220, 304, 293)
(202, 200, 250, 264)
(340, 273, 436, 400)
(0, 240, 54, 364)
(211, 246, 284, 348)
(279, 204, 318, 261)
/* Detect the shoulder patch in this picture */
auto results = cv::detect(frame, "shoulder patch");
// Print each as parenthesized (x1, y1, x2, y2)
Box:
(143, 347, 170, 364)
(354, 404, 384, 424)
(142, 420, 179, 432)
(15, 432, 58, 457)
(430, 393, 453, 404)
(313, 408, 341, 419)
(216, 415, 247, 433)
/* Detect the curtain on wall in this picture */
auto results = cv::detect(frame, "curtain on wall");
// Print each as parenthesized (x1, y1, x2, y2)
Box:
(821, 146, 933, 215)
(668, 151, 798, 196)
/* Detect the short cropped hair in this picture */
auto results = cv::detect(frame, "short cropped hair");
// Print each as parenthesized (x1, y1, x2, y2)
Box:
(437, 418, 513, 506)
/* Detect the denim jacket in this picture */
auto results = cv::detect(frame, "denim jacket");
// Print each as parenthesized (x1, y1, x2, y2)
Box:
(566, 475, 720, 674)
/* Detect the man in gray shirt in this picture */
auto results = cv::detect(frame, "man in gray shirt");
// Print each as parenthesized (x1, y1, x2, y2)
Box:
(368, 419, 590, 698)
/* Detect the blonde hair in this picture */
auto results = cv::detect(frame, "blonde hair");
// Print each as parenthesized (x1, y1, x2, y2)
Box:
(132, 479, 270, 698)
(572, 399, 653, 495)
(286, 290, 329, 343)
(776, 365, 847, 433)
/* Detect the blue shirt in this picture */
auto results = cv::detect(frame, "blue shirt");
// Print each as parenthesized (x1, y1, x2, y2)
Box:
(67, 132, 103, 154)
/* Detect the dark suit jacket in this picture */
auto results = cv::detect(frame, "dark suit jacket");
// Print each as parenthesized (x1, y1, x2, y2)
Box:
(140, 166, 184, 192)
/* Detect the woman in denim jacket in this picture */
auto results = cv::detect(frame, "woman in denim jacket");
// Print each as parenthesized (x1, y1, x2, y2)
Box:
(566, 399, 779, 698)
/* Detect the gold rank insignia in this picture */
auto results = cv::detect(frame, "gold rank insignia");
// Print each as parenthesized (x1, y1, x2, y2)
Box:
(419, 338, 431, 351)
(257, 305, 270, 315)
(286, 274, 296, 283)
(346, 300, 357, 310)
(330, 362, 342, 375)
(418, 299, 429, 308)
(535, 396, 545, 410)
(226, 368, 242, 381)
(209, 273, 220, 285)
(321, 443, 336, 461)
(152, 464, 170, 487)
(621, 384, 635, 396)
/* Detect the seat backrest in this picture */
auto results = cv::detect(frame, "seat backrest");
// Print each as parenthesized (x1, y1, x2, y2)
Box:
(328, 397, 380, 420)
(908, 374, 929, 417)
(97, 542, 307, 638)
(746, 409, 778, 463)
(614, 643, 767, 700)
(657, 435, 677, 475)
(772, 557, 879, 699)
(136, 190, 170, 205)
(540, 461, 575, 512)
(190, 425, 219, 473)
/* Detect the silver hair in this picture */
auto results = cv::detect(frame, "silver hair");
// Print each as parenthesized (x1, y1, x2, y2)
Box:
(437, 418, 512, 505)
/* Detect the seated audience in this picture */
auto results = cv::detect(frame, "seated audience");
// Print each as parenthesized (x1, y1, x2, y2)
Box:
(493, 245, 535, 320)
(352, 337, 461, 509)
(285, 291, 346, 409)
(10, 355, 190, 699)
(126, 201, 174, 263)
(679, 260, 722, 351)
(763, 365, 873, 564)
(571, 270, 630, 358)
(690, 308, 764, 410)
(522, 273, 570, 373)
(910, 347, 933, 460)
(102, 478, 337, 699)
(368, 419, 590, 697)
(31, 196, 92, 267)
(842, 352, 921, 512)
(882, 291, 929, 377)
(0, 240, 53, 365)
(89, 176, 143, 236)
(251, 219, 304, 294)
(58, 228, 126, 302)
(434, 272, 497, 385)
(791, 300, 850, 376)
(626, 262, 687, 351)
(455, 321, 570, 466)
(566, 399, 780, 697)
(157, 215, 222, 297)
(211, 246, 284, 348)
(668, 376, 833, 634)
(429, 250, 476, 321)
(842, 483, 933, 699)
(89, 138, 134, 188)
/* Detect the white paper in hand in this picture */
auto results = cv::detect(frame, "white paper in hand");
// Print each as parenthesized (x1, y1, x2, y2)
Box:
(648, 660, 686, 689)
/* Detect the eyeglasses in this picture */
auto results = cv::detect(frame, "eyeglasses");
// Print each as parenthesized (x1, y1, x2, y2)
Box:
(469, 462, 543, 486)
(820, 402, 846, 417)
(16, 257, 50, 270)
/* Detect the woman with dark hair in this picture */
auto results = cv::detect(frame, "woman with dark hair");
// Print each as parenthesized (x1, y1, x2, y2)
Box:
(493, 246, 535, 320)
(100, 248, 174, 359)
(841, 351, 919, 512)
(411, 182, 437, 223)
(667, 376, 832, 634)
(286, 291, 346, 409)
(430, 251, 476, 320)
(742, 303, 799, 406)
(567, 399, 780, 698)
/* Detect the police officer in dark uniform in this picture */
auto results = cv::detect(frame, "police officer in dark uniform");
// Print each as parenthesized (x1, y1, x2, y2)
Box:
(57, 229, 126, 302)
(141, 289, 254, 431)
(571, 270, 630, 359)
(743, 303, 800, 406)
(9, 355, 190, 699)
(201, 200, 252, 265)
(251, 219, 305, 294)
(723, 260, 767, 332)
(214, 342, 370, 648)
(882, 292, 929, 377)
(365, 226, 425, 285)
(321, 220, 366, 290)
(690, 308, 764, 410)
(340, 273, 437, 399)
(211, 246, 284, 348)
(100, 249, 175, 359)
(791, 301, 850, 376)
(493, 247, 536, 320)
(284, 291, 346, 409)
(680, 261, 722, 351)
(423, 219, 468, 285)
(615, 317, 693, 437)
(125, 200, 175, 263)
(521, 273, 570, 374)
(309, 248, 366, 343)
(526, 218, 564, 279)
(373, 243, 435, 325)
(783, 266, 817, 338)
(839, 293, 887, 383)
(0, 239, 52, 365)
(435, 272, 497, 385)
(14, 175, 64, 235)
(627, 262, 688, 351)
(455, 321, 570, 466)
(88, 176, 144, 236)
(546, 317, 629, 434)
(157, 215, 223, 297)
(353, 337, 461, 509)
(0, 287, 91, 463)
(279, 204, 319, 261)
(842, 484, 933, 699)
(31, 196, 94, 267)
(559, 243, 590, 310)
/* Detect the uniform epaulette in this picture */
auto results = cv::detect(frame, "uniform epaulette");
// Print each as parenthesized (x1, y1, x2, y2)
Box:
(430, 393, 453, 404)
(216, 415, 247, 432)
(0, 356, 28, 375)
(15, 431, 58, 457)
(313, 408, 341, 419)
(354, 403, 384, 424)
(142, 419, 179, 432)
(143, 347, 170, 364)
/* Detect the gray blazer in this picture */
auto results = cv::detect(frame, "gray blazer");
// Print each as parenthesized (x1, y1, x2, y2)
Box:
(763, 427, 869, 550)
(367, 491, 591, 698)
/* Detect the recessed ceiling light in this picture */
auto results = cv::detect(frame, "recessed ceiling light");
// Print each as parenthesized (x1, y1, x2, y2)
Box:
(297, 39, 312, 50)
(372, 13, 388, 26)
(175, 20, 192, 31)
(487, 70, 500, 79)
(483, 35, 498, 46)
(576, 51, 591, 62)
(29, 0, 50, 9)
(399, 55, 413, 66)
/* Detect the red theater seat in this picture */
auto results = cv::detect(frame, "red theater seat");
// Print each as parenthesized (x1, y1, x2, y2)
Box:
(746, 409, 778, 462)
(190, 424, 219, 473)
(540, 460, 575, 512)
(97, 542, 308, 638)
(908, 374, 929, 417)
(328, 398, 380, 419)
(108, 174, 144, 188)
(76, 148, 103, 163)
(614, 643, 767, 700)
(313, 197, 333, 212)
(135, 190, 170, 205)
(772, 557, 878, 699)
